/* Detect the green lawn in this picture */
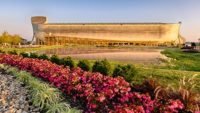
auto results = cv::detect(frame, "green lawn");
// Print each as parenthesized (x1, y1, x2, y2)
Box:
(161, 48, 200, 71)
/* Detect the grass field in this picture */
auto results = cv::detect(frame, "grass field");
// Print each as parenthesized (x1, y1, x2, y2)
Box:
(161, 48, 200, 71)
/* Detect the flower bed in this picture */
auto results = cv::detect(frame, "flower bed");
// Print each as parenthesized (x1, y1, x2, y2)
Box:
(0, 54, 184, 113)
(0, 64, 80, 113)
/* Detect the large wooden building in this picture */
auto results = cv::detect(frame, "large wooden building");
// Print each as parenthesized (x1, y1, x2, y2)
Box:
(31, 16, 185, 46)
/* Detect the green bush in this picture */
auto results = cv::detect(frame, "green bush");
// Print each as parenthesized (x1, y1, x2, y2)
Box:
(77, 59, 91, 71)
(38, 54, 49, 60)
(20, 52, 29, 57)
(8, 50, 18, 55)
(112, 65, 124, 77)
(60, 56, 75, 69)
(92, 59, 111, 75)
(29, 52, 38, 58)
(113, 64, 137, 82)
(0, 50, 5, 53)
(50, 55, 61, 65)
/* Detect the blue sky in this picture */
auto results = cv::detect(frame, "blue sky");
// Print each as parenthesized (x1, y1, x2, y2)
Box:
(0, 0, 200, 41)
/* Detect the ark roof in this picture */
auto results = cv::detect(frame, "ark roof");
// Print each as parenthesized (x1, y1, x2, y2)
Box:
(44, 22, 179, 25)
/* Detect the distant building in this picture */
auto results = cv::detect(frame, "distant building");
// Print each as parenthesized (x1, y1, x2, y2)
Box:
(31, 16, 185, 46)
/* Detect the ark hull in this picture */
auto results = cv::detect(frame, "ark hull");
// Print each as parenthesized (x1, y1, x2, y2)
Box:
(31, 16, 185, 46)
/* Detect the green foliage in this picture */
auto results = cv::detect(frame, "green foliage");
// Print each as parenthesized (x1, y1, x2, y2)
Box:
(0, 50, 5, 53)
(50, 55, 61, 65)
(191, 42, 196, 47)
(46, 102, 80, 113)
(77, 59, 91, 71)
(6, 67, 19, 75)
(60, 56, 75, 69)
(20, 52, 29, 57)
(38, 54, 49, 60)
(92, 59, 111, 75)
(29, 52, 38, 58)
(30, 83, 61, 109)
(15, 71, 32, 84)
(8, 50, 18, 55)
(113, 64, 137, 82)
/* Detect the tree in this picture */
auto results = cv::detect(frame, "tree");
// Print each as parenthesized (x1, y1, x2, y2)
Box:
(191, 42, 196, 48)
(12, 34, 22, 45)
(0, 31, 22, 45)
(0, 31, 12, 44)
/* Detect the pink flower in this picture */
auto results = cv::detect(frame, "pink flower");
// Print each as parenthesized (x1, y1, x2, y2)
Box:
(98, 95, 105, 102)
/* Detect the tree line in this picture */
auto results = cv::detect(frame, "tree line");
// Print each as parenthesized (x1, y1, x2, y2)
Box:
(0, 31, 22, 45)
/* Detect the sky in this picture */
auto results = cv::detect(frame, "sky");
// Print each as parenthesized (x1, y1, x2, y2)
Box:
(0, 0, 200, 41)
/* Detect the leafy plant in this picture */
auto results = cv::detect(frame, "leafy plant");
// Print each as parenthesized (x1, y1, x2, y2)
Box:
(15, 71, 32, 84)
(6, 67, 19, 75)
(60, 56, 75, 69)
(0, 50, 5, 53)
(20, 52, 29, 57)
(92, 59, 111, 75)
(30, 84, 61, 109)
(77, 59, 90, 71)
(46, 102, 72, 113)
(38, 54, 49, 60)
(50, 54, 61, 65)
(29, 52, 38, 58)
(113, 64, 137, 82)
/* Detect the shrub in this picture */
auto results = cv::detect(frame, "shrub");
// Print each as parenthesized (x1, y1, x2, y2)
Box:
(8, 50, 18, 55)
(113, 64, 137, 82)
(29, 52, 38, 58)
(77, 59, 90, 71)
(112, 65, 124, 77)
(38, 54, 49, 60)
(92, 59, 111, 75)
(20, 52, 29, 57)
(60, 56, 75, 69)
(0, 50, 5, 53)
(50, 55, 61, 65)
